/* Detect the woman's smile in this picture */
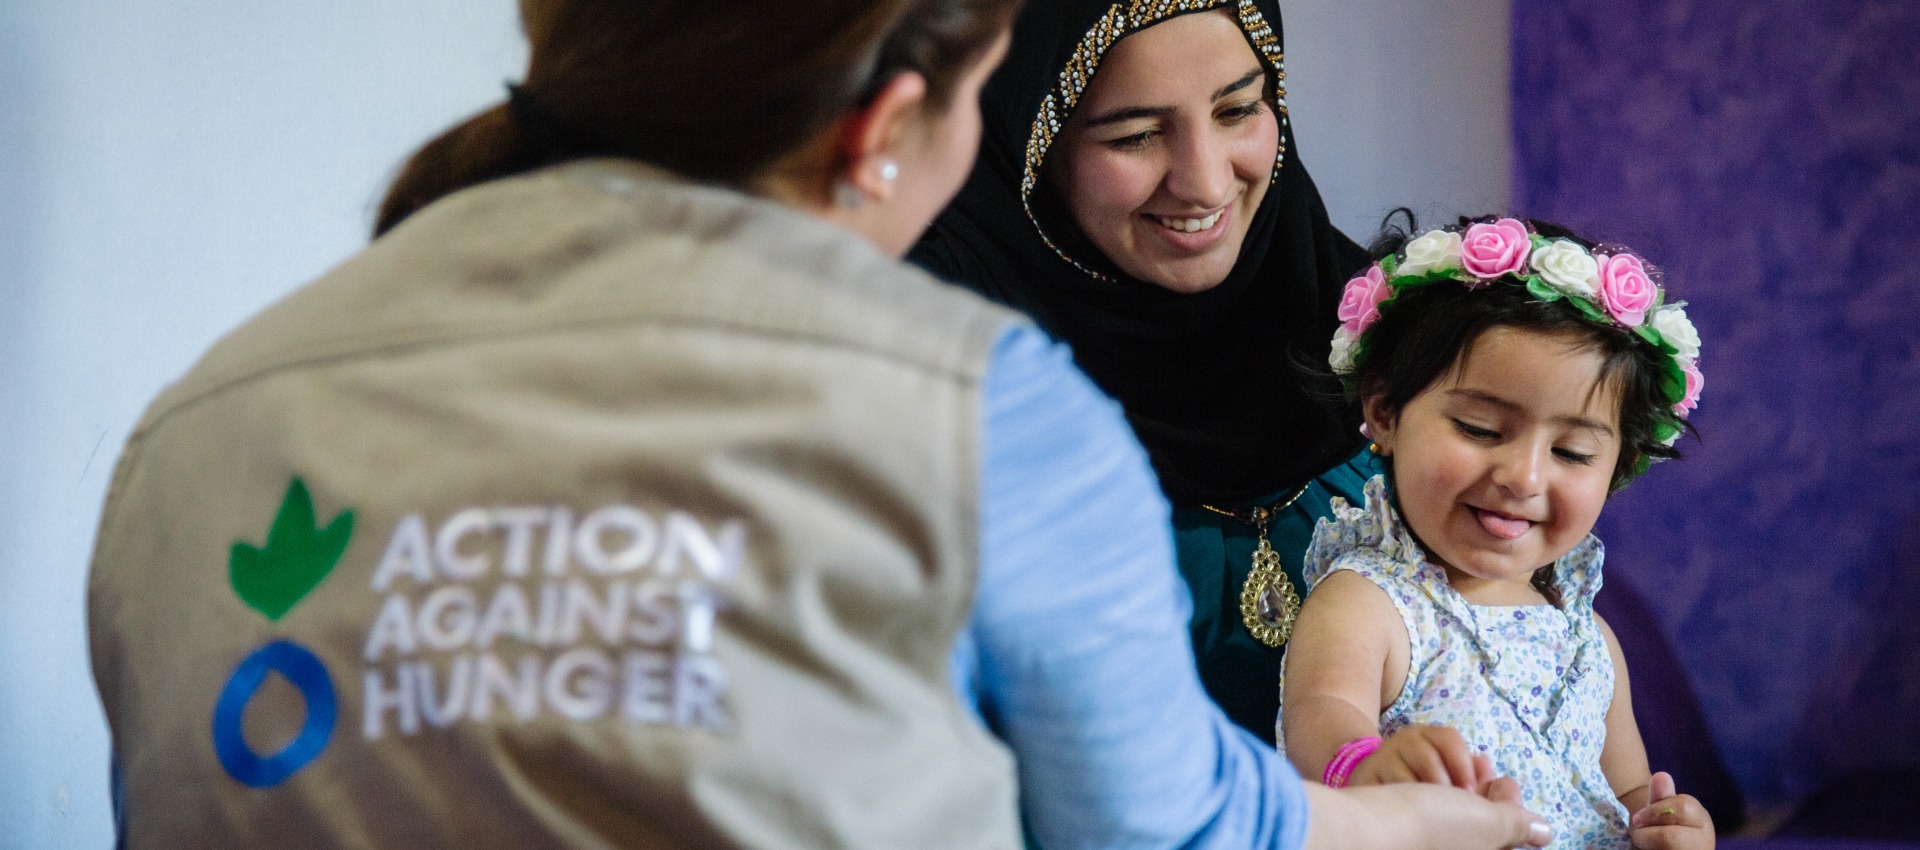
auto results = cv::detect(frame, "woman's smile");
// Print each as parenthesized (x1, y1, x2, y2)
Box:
(1145, 203, 1232, 248)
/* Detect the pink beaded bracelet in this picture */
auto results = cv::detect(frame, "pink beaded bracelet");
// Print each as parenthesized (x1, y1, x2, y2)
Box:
(1322, 736, 1383, 788)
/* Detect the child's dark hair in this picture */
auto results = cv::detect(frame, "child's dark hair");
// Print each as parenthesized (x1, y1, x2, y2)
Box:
(1356, 215, 1690, 492)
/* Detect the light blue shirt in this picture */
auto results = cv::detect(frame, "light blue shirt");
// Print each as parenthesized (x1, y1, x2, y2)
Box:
(960, 325, 1310, 849)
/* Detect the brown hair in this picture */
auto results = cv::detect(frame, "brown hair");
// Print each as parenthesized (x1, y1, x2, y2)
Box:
(374, 0, 1021, 237)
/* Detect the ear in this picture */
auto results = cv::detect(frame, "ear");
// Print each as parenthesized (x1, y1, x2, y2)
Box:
(1361, 394, 1397, 457)
(833, 71, 930, 204)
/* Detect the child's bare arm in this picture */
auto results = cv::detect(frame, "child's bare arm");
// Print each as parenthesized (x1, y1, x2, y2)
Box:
(1595, 615, 1715, 849)
(1281, 571, 1410, 778)
(1597, 615, 1653, 805)
(1285, 571, 1496, 790)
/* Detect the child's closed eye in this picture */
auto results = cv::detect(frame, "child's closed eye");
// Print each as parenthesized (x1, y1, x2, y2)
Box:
(1553, 447, 1597, 465)
(1451, 419, 1499, 441)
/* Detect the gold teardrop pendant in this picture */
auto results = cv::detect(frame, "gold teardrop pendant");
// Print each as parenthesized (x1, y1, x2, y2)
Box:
(1238, 533, 1300, 648)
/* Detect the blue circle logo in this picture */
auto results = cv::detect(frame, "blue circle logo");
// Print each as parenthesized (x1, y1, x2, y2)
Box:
(211, 640, 337, 788)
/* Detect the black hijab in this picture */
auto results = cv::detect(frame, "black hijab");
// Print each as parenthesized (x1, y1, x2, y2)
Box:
(911, 0, 1369, 508)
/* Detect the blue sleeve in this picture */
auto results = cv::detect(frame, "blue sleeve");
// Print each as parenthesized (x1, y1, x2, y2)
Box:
(951, 324, 1311, 850)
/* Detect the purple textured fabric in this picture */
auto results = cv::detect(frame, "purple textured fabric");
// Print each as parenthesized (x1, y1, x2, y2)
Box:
(1725, 841, 1917, 850)
(1592, 578, 1745, 829)
(1513, 0, 1920, 815)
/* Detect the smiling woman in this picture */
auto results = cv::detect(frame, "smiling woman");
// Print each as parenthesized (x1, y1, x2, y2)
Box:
(1047, 10, 1279, 293)
(911, 0, 1375, 744)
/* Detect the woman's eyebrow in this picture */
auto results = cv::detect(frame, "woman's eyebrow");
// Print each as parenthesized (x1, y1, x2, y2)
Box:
(1212, 68, 1264, 101)
(1084, 105, 1174, 127)
(1081, 68, 1267, 128)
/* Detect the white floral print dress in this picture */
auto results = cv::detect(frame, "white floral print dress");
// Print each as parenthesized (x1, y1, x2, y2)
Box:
(1277, 475, 1630, 850)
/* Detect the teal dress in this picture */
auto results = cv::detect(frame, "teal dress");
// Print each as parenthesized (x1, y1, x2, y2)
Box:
(1172, 447, 1384, 745)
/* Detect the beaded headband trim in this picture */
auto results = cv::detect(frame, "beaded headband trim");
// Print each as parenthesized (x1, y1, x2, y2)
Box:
(1021, 0, 1287, 282)
(1329, 218, 1704, 447)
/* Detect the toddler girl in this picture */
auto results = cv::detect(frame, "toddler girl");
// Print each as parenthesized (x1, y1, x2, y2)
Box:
(1277, 218, 1713, 850)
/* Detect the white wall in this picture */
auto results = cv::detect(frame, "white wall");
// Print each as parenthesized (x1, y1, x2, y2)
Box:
(0, 2, 1504, 844)
(0, 3, 524, 846)
(1283, 0, 1513, 241)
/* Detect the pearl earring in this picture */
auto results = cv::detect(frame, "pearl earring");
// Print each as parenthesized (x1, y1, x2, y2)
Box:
(835, 159, 900, 208)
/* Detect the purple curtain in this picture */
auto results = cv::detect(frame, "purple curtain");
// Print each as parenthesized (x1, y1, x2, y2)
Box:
(1513, 0, 1920, 814)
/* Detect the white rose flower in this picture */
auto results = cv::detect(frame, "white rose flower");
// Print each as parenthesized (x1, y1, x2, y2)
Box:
(1329, 327, 1359, 374)
(1650, 306, 1701, 359)
(1396, 230, 1463, 277)
(1529, 238, 1600, 298)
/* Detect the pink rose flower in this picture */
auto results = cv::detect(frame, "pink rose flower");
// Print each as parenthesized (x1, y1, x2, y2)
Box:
(1596, 252, 1657, 327)
(1676, 356, 1704, 417)
(1459, 218, 1532, 280)
(1337, 265, 1390, 334)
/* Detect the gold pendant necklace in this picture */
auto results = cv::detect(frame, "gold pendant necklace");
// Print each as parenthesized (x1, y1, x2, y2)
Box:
(1203, 484, 1309, 648)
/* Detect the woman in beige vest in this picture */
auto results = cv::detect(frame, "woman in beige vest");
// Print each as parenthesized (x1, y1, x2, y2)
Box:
(91, 1, 1549, 847)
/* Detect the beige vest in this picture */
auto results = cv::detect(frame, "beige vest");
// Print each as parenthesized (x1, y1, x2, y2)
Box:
(89, 160, 1023, 849)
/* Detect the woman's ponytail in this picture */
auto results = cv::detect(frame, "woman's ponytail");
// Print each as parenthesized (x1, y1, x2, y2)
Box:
(373, 0, 1021, 238)
(373, 103, 544, 238)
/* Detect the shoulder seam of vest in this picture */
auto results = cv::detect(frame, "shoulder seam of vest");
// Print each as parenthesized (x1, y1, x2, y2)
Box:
(132, 310, 1012, 443)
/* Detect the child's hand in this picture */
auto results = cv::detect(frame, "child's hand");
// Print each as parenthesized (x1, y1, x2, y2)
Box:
(1350, 724, 1492, 791)
(1628, 772, 1715, 849)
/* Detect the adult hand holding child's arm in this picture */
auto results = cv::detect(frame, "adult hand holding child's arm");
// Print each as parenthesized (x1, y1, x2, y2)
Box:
(1303, 781, 1553, 850)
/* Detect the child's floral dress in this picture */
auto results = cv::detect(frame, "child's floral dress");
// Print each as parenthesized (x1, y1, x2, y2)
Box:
(1277, 475, 1631, 849)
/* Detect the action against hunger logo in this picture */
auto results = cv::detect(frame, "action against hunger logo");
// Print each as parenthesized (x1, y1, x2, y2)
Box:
(212, 478, 350, 787)
(212, 478, 743, 788)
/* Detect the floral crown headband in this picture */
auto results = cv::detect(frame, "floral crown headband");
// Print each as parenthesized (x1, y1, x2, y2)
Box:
(1330, 218, 1703, 448)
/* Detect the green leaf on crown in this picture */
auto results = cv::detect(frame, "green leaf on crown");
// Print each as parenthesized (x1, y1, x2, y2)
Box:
(1570, 296, 1609, 324)
(1525, 275, 1564, 303)
(1635, 324, 1679, 356)
(1388, 268, 1461, 290)
(1658, 356, 1688, 406)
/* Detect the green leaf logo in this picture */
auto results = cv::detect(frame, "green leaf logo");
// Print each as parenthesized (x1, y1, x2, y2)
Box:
(230, 478, 354, 621)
